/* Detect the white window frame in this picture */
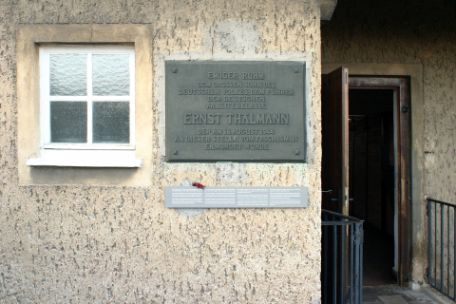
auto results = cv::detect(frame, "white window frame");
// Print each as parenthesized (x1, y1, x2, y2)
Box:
(27, 45, 141, 167)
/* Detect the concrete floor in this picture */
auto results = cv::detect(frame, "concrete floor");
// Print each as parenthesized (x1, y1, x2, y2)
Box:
(363, 225, 395, 286)
(363, 285, 454, 304)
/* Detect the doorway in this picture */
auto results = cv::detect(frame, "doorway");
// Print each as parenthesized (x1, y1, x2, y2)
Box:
(322, 70, 411, 286)
(349, 89, 396, 285)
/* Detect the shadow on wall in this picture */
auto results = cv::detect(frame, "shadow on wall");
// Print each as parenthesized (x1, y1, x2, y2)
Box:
(322, 0, 456, 38)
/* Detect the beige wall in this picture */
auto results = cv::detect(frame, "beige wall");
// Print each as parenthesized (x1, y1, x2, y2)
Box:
(0, 0, 322, 303)
(322, 0, 456, 285)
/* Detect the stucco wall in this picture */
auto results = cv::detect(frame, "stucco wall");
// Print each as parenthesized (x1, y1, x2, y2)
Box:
(0, 0, 322, 303)
(322, 0, 456, 285)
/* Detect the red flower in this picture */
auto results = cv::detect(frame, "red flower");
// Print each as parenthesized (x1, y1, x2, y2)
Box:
(192, 182, 205, 189)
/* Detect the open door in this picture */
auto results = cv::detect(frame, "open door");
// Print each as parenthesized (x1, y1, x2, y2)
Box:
(322, 67, 350, 215)
(321, 68, 356, 304)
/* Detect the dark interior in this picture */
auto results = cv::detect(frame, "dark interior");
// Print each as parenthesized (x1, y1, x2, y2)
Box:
(349, 89, 396, 286)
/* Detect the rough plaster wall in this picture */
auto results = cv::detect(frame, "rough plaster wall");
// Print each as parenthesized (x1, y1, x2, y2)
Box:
(322, 0, 456, 284)
(0, 0, 322, 303)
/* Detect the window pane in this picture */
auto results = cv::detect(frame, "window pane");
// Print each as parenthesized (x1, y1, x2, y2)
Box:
(92, 54, 130, 96)
(51, 102, 87, 143)
(50, 54, 87, 96)
(93, 102, 129, 143)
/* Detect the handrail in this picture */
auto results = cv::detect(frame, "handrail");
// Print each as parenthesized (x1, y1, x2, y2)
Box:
(322, 209, 365, 222)
(426, 197, 456, 208)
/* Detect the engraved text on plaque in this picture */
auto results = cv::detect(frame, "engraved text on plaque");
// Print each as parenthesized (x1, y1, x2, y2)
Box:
(166, 61, 306, 161)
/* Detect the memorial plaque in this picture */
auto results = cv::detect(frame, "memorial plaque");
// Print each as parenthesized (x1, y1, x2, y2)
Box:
(166, 60, 306, 161)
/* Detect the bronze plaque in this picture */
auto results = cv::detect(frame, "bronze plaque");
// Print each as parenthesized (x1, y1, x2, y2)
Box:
(165, 60, 306, 161)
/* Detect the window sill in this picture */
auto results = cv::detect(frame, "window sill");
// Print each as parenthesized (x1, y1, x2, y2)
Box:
(27, 149, 142, 168)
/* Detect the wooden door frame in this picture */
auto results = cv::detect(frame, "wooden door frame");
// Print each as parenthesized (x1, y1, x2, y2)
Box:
(348, 76, 411, 285)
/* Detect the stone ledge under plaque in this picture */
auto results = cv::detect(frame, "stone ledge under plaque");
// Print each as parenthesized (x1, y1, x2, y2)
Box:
(165, 186, 308, 208)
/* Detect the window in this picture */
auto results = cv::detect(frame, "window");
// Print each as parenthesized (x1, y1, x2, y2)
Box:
(27, 45, 141, 167)
(41, 45, 134, 147)
(17, 25, 152, 184)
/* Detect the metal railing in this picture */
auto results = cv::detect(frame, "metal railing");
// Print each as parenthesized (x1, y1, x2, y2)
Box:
(427, 197, 456, 301)
(322, 210, 364, 304)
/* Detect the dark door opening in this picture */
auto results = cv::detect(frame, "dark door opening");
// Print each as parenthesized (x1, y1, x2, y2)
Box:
(349, 89, 396, 286)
